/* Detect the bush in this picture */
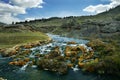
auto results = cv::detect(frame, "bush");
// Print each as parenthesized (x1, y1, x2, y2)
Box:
(115, 14, 120, 21)
(87, 39, 115, 56)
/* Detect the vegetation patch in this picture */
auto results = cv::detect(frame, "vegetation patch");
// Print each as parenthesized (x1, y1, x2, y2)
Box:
(0, 31, 49, 49)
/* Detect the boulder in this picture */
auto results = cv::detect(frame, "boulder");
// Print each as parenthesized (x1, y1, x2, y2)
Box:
(78, 62, 84, 68)
(0, 48, 17, 57)
(24, 44, 32, 49)
(44, 46, 61, 59)
(67, 41, 76, 44)
(67, 63, 73, 68)
(9, 60, 26, 66)
(37, 59, 68, 74)
(64, 46, 81, 57)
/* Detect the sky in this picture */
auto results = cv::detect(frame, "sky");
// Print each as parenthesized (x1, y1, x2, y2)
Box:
(0, 0, 120, 24)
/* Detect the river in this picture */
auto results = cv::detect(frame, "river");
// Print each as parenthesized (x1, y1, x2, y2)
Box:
(0, 34, 117, 80)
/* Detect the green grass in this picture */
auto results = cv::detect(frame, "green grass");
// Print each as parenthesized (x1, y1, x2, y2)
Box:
(0, 31, 49, 48)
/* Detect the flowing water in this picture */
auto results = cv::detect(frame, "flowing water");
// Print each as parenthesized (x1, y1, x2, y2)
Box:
(0, 34, 118, 80)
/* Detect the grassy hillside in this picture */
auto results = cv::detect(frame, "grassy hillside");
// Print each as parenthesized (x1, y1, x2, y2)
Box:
(14, 6, 120, 44)
(0, 6, 120, 48)
(0, 25, 49, 49)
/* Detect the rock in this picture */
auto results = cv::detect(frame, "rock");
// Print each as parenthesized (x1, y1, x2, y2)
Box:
(30, 41, 42, 47)
(9, 62, 15, 65)
(71, 57, 77, 63)
(64, 46, 80, 57)
(0, 49, 7, 57)
(78, 62, 84, 68)
(87, 39, 115, 54)
(55, 56, 65, 61)
(67, 63, 73, 68)
(44, 46, 61, 59)
(67, 41, 76, 44)
(9, 60, 26, 66)
(78, 45, 87, 53)
(65, 57, 71, 60)
(9, 50, 17, 56)
(23, 49, 31, 55)
(13, 46, 20, 51)
(37, 59, 68, 74)
(24, 58, 30, 62)
(86, 39, 105, 51)
(94, 58, 99, 63)
(78, 56, 84, 62)
(85, 55, 92, 59)
(85, 66, 95, 72)
(24, 44, 32, 49)
(0, 48, 17, 57)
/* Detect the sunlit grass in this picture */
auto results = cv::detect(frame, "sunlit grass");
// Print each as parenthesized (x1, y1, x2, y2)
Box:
(0, 31, 49, 48)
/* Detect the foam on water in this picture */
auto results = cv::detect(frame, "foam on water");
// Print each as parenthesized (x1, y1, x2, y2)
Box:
(72, 65, 79, 71)
(20, 61, 32, 71)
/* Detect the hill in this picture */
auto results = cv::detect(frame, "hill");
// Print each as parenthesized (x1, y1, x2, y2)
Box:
(15, 5, 120, 43)
(0, 24, 50, 49)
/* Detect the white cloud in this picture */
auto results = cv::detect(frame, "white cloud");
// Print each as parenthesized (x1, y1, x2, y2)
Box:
(0, 0, 44, 24)
(0, 2, 25, 24)
(0, 2, 26, 15)
(25, 17, 38, 21)
(83, 0, 120, 13)
(10, 0, 44, 8)
(0, 13, 20, 24)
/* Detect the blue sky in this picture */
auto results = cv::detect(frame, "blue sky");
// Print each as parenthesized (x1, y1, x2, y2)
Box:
(0, 0, 120, 24)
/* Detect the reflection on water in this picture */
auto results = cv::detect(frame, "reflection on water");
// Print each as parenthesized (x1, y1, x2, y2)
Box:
(0, 34, 119, 80)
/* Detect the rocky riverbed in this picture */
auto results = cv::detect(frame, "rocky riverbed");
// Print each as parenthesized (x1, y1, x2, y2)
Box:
(0, 34, 118, 80)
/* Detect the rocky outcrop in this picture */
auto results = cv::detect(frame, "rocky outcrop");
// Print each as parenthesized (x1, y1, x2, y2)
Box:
(37, 59, 68, 74)
(44, 46, 61, 59)
(0, 39, 52, 57)
(36, 46, 68, 74)
(9, 58, 30, 66)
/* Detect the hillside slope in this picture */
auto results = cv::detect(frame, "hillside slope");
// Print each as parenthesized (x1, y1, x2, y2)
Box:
(13, 6, 120, 43)
(0, 24, 50, 49)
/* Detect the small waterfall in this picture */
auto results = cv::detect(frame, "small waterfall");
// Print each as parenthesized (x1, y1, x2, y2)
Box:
(20, 61, 32, 71)
(72, 65, 79, 71)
